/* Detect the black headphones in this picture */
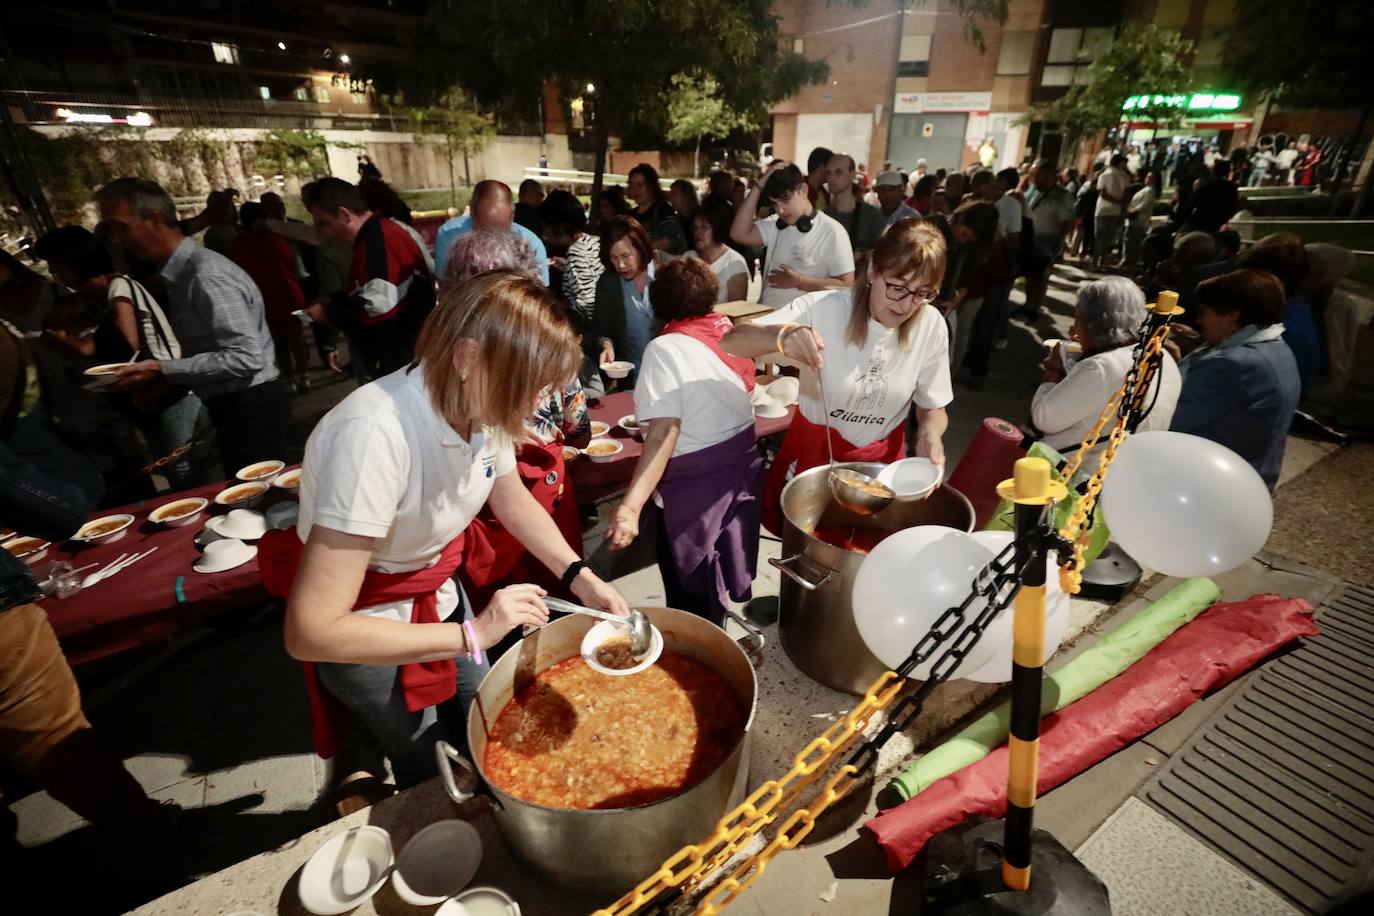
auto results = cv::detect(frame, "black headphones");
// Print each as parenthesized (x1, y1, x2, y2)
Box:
(776, 213, 813, 233)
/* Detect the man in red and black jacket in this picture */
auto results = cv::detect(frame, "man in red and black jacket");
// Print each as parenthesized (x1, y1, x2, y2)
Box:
(306, 177, 434, 380)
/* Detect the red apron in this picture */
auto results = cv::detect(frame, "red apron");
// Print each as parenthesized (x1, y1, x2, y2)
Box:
(259, 528, 468, 759)
(458, 439, 583, 613)
(762, 412, 906, 535)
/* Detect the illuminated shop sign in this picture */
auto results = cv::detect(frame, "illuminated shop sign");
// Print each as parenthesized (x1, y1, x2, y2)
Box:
(1122, 93, 1242, 112)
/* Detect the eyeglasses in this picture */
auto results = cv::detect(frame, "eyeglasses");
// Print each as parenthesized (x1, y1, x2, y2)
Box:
(882, 277, 936, 304)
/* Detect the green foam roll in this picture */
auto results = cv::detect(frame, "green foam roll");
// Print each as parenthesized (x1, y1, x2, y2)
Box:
(885, 577, 1220, 801)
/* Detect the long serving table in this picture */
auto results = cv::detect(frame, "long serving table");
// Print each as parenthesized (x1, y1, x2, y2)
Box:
(37, 476, 299, 666)
(571, 389, 795, 504)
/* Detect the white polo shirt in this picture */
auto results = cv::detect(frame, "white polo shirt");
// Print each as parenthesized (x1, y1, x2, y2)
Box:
(299, 365, 516, 623)
(755, 210, 855, 309)
(752, 290, 952, 447)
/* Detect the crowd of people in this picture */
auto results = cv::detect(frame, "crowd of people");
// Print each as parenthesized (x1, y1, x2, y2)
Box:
(0, 130, 1364, 843)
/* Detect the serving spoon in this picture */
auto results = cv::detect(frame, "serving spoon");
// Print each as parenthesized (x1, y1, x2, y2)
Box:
(544, 596, 652, 658)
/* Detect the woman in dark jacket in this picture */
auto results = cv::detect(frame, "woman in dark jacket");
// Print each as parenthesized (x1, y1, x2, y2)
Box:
(590, 216, 657, 387)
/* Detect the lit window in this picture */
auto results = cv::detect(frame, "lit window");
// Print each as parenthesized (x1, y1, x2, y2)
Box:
(211, 42, 239, 65)
(294, 86, 309, 102)
(351, 91, 366, 104)
(314, 86, 330, 103)
(259, 86, 271, 100)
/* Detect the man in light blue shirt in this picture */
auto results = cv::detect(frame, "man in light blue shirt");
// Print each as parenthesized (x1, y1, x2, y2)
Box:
(434, 180, 549, 284)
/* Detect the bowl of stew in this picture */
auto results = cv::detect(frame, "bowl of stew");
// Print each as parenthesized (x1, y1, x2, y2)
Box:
(74, 514, 136, 545)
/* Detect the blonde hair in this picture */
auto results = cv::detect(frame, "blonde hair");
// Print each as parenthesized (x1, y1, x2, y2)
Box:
(846, 218, 946, 350)
(413, 271, 580, 438)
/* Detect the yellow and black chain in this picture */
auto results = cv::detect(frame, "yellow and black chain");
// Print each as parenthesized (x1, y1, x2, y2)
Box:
(1055, 319, 1172, 595)
(596, 538, 1038, 916)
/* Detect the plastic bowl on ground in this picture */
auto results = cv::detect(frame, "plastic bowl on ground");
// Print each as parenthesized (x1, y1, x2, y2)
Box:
(297, 825, 393, 915)
(391, 819, 483, 906)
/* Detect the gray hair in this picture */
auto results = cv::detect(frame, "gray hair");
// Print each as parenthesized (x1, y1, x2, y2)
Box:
(442, 228, 539, 286)
(1075, 276, 1145, 350)
(94, 177, 179, 229)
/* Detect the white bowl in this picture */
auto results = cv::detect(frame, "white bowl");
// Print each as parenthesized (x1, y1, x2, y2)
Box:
(82, 363, 125, 389)
(73, 513, 136, 545)
(273, 467, 302, 490)
(298, 825, 393, 916)
(193, 538, 257, 574)
(583, 438, 624, 463)
(875, 457, 943, 500)
(561, 445, 580, 462)
(149, 497, 209, 528)
(753, 395, 789, 419)
(589, 420, 611, 438)
(580, 618, 664, 676)
(236, 460, 285, 484)
(3, 536, 50, 566)
(437, 886, 522, 916)
(207, 509, 268, 541)
(617, 414, 642, 439)
(602, 360, 635, 379)
(766, 375, 800, 406)
(392, 820, 483, 907)
(214, 482, 269, 508)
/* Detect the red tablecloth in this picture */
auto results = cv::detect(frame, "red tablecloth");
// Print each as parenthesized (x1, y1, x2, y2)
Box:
(570, 391, 794, 502)
(39, 475, 299, 666)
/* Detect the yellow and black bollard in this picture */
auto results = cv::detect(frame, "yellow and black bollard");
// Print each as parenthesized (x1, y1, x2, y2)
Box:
(996, 456, 1065, 890)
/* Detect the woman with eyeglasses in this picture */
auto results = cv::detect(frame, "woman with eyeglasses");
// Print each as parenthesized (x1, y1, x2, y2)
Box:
(721, 219, 952, 533)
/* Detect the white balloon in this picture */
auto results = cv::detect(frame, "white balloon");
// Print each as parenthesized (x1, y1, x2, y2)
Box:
(962, 531, 1071, 684)
(853, 528, 999, 680)
(1100, 431, 1273, 579)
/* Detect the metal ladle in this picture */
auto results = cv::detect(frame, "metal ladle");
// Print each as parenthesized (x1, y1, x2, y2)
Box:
(813, 331, 895, 516)
(544, 597, 652, 657)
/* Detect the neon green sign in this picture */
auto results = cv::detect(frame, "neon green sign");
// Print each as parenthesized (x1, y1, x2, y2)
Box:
(1122, 92, 1242, 112)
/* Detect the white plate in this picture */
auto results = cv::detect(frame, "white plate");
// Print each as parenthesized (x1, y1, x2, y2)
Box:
(149, 497, 209, 527)
(298, 825, 393, 915)
(206, 510, 268, 541)
(236, 460, 285, 483)
(766, 376, 800, 407)
(392, 820, 483, 906)
(875, 457, 943, 500)
(73, 513, 136, 545)
(214, 482, 269, 507)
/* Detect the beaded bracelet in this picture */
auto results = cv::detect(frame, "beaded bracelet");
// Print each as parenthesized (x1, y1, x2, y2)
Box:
(461, 619, 484, 666)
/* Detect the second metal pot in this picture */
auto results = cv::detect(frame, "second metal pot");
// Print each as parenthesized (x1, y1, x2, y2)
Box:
(771, 461, 975, 695)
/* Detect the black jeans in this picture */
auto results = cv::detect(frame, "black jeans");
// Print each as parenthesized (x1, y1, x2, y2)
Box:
(204, 377, 292, 475)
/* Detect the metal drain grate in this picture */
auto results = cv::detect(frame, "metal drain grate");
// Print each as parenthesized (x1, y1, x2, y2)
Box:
(1142, 585, 1374, 913)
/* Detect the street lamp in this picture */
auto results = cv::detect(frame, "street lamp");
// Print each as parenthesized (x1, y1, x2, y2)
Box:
(585, 82, 595, 94)
(339, 53, 351, 65)
(277, 41, 287, 51)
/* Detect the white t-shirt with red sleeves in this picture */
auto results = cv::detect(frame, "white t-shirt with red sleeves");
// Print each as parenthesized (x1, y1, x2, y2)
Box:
(751, 290, 953, 447)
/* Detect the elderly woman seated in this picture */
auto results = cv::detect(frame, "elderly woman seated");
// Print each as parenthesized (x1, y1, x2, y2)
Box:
(1170, 269, 1301, 490)
(1031, 276, 1181, 466)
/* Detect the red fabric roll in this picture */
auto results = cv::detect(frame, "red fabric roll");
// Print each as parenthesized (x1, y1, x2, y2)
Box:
(946, 417, 1026, 528)
(864, 593, 1318, 872)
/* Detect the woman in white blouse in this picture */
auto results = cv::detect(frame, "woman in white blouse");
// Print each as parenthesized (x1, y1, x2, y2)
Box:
(1030, 276, 1181, 466)
(263, 272, 628, 788)
(688, 201, 749, 303)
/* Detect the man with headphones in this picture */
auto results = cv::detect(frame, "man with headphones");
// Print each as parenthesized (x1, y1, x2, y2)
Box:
(731, 161, 856, 309)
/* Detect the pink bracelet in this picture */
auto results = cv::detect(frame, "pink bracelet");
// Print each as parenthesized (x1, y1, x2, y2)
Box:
(461, 620, 484, 666)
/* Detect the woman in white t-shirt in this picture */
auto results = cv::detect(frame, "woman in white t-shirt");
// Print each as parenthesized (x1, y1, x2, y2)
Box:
(261, 272, 629, 788)
(605, 259, 761, 625)
(723, 220, 952, 533)
(687, 201, 749, 303)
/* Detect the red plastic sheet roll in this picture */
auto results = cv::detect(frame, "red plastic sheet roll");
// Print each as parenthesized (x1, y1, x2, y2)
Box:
(947, 417, 1027, 528)
(864, 593, 1318, 872)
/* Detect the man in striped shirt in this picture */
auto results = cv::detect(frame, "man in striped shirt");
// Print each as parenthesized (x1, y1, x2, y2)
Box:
(100, 177, 290, 476)
(305, 178, 435, 380)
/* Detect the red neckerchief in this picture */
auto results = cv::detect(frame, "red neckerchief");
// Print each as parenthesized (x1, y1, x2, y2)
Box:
(259, 527, 467, 758)
(660, 313, 756, 392)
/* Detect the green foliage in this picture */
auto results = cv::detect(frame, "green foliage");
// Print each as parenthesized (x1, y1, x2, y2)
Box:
(1026, 23, 1193, 142)
(399, 0, 828, 144)
(664, 74, 760, 177)
(405, 88, 497, 200)
(252, 129, 329, 180)
(13, 129, 114, 224)
(1223, 0, 1373, 110)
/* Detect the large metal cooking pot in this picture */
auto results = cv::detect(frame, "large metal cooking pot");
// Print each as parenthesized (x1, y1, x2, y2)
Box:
(770, 461, 974, 695)
(436, 606, 763, 897)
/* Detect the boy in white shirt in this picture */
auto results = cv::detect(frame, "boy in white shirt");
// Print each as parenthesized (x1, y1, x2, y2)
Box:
(731, 161, 855, 309)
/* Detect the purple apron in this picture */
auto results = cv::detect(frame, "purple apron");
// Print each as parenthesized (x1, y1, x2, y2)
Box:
(656, 424, 763, 625)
